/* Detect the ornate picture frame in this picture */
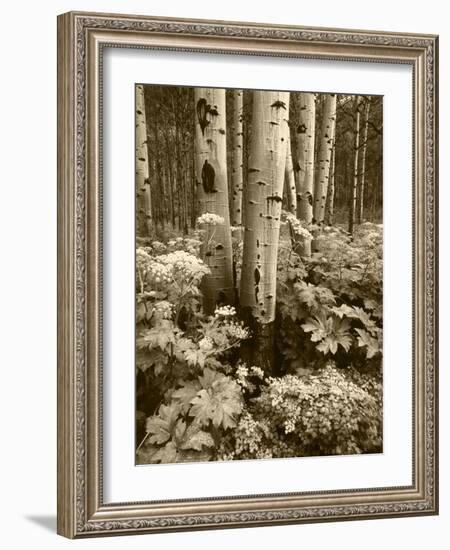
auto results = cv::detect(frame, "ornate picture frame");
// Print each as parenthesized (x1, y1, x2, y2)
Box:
(57, 11, 438, 538)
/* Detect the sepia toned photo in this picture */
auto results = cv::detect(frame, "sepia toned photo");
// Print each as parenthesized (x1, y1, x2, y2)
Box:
(135, 84, 383, 465)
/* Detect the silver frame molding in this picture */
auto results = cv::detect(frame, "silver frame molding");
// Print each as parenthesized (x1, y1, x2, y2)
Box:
(57, 11, 439, 538)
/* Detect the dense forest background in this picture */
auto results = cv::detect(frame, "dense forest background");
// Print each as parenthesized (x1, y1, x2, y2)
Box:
(137, 87, 382, 236)
(136, 86, 383, 465)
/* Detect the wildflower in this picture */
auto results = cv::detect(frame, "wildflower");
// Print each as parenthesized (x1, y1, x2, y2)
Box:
(214, 305, 236, 318)
(250, 366, 265, 379)
(197, 213, 225, 226)
(151, 241, 166, 253)
(198, 337, 214, 352)
(153, 300, 174, 319)
(225, 321, 250, 340)
(285, 213, 313, 240)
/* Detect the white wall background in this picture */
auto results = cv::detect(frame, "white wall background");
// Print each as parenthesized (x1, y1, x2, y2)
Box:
(0, 0, 446, 548)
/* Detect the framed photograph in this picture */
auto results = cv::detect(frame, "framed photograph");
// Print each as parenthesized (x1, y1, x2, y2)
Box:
(57, 11, 438, 538)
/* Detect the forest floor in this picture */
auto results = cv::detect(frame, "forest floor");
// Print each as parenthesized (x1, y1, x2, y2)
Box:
(135, 219, 383, 464)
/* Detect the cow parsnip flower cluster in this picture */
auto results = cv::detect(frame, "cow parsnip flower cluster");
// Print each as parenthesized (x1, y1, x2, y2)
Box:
(151, 240, 167, 253)
(224, 321, 250, 341)
(198, 316, 250, 357)
(235, 364, 265, 393)
(166, 236, 202, 256)
(214, 305, 237, 318)
(197, 213, 225, 226)
(285, 212, 313, 240)
(136, 246, 211, 327)
(198, 336, 214, 352)
(156, 250, 210, 284)
(138, 249, 210, 301)
(152, 300, 174, 320)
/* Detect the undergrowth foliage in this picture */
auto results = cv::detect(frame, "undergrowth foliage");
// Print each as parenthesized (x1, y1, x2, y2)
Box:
(136, 220, 383, 464)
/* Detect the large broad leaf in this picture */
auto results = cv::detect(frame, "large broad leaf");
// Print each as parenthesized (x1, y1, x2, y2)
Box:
(172, 380, 201, 413)
(179, 424, 214, 451)
(140, 415, 214, 464)
(355, 328, 381, 358)
(173, 337, 196, 361)
(189, 370, 243, 429)
(317, 333, 352, 355)
(188, 390, 215, 427)
(137, 320, 178, 351)
(295, 282, 317, 309)
(136, 348, 169, 373)
(331, 304, 355, 319)
(152, 441, 179, 463)
(145, 403, 180, 445)
(303, 315, 352, 355)
(136, 443, 162, 465)
(184, 348, 206, 368)
(136, 302, 147, 323)
(301, 315, 328, 342)
(350, 307, 378, 334)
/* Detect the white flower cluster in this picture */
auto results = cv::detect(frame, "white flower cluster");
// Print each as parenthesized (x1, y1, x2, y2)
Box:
(150, 263, 173, 284)
(214, 305, 237, 318)
(236, 364, 265, 388)
(236, 364, 249, 379)
(164, 236, 202, 256)
(249, 366, 264, 379)
(285, 213, 313, 240)
(198, 337, 214, 352)
(151, 241, 166, 253)
(136, 247, 152, 270)
(153, 300, 174, 319)
(197, 213, 225, 226)
(158, 250, 210, 282)
(167, 237, 184, 248)
(183, 238, 202, 255)
(140, 250, 210, 288)
(225, 321, 250, 341)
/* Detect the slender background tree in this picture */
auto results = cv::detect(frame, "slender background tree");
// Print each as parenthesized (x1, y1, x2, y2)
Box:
(136, 84, 152, 237)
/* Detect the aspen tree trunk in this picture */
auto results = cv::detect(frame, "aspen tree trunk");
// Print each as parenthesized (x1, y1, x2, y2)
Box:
(240, 91, 290, 374)
(136, 85, 152, 236)
(153, 108, 164, 230)
(325, 143, 336, 226)
(313, 93, 337, 225)
(357, 98, 371, 224)
(194, 88, 234, 314)
(295, 93, 316, 224)
(231, 90, 244, 228)
(349, 97, 361, 235)
(285, 130, 297, 215)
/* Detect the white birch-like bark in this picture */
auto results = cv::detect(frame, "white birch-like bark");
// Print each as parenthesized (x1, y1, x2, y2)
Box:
(349, 97, 361, 235)
(295, 93, 316, 224)
(285, 130, 297, 215)
(357, 98, 371, 224)
(313, 93, 337, 224)
(240, 91, 290, 324)
(136, 85, 152, 236)
(194, 88, 234, 314)
(231, 90, 244, 227)
(325, 144, 336, 226)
